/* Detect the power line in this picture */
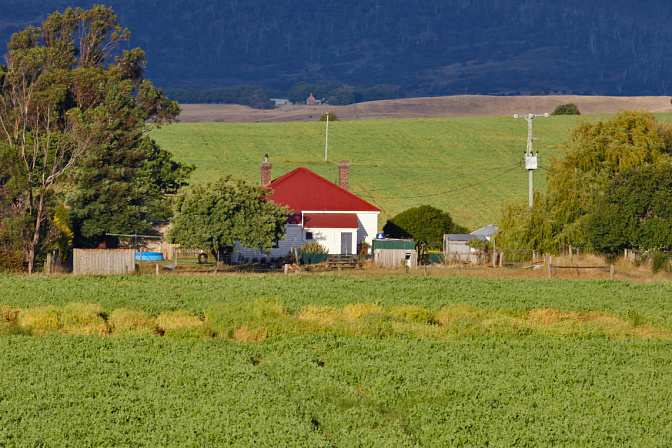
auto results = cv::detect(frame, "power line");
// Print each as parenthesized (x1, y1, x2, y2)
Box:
(361, 164, 521, 200)
(362, 164, 520, 192)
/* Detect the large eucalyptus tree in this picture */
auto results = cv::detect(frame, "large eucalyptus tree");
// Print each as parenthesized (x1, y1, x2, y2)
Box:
(0, 5, 188, 272)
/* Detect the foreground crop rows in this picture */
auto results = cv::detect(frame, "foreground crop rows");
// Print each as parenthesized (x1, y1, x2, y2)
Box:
(3, 274, 672, 326)
(2, 336, 671, 447)
(3, 274, 672, 446)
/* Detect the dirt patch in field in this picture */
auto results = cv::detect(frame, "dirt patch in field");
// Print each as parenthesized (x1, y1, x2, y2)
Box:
(177, 95, 672, 123)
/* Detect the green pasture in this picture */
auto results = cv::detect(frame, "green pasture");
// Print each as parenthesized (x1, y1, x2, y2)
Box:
(150, 114, 672, 230)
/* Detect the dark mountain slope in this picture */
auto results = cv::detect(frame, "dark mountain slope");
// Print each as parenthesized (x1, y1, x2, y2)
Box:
(2, 1, 671, 97)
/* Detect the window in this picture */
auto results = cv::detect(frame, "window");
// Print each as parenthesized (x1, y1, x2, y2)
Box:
(305, 232, 313, 240)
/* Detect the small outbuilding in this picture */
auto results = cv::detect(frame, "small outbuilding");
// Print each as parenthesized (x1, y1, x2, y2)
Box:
(271, 98, 292, 106)
(372, 238, 417, 268)
(444, 225, 498, 264)
(73, 249, 135, 275)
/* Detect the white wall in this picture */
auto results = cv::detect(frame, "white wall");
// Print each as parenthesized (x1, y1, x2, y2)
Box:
(234, 224, 304, 262)
(233, 210, 380, 262)
(356, 212, 379, 247)
(305, 227, 357, 254)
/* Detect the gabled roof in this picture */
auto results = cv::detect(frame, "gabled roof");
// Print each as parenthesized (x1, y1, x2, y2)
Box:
(444, 234, 487, 242)
(470, 225, 498, 238)
(267, 167, 380, 224)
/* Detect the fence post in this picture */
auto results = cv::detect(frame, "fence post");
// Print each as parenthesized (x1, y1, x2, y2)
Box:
(610, 264, 615, 279)
(548, 256, 553, 279)
(45, 251, 52, 275)
(155, 264, 160, 276)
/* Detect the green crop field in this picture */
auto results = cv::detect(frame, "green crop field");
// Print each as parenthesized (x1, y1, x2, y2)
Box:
(3, 335, 672, 447)
(150, 113, 672, 230)
(3, 274, 672, 446)
(3, 274, 672, 323)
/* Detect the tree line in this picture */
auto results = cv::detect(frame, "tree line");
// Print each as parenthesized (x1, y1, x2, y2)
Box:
(163, 83, 399, 108)
(497, 110, 672, 267)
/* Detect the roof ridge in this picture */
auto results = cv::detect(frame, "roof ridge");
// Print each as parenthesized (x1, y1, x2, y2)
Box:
(268, 166, 380, 213)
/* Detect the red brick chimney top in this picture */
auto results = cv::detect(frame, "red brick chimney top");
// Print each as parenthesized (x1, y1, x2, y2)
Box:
(338, 160, 350, 191)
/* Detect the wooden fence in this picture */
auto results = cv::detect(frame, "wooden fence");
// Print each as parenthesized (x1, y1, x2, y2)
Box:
(548, 263, 614, 279)
(73, 249, 135, 275)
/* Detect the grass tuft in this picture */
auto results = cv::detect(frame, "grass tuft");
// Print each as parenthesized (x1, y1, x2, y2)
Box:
(109, 308, 156, 336)
(18, 306, 62, 335)
(343, 303, 385, 321)
(61, 303, 108, 335)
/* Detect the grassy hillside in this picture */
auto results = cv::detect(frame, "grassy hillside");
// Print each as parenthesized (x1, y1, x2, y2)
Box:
(150, 114, 672, 230)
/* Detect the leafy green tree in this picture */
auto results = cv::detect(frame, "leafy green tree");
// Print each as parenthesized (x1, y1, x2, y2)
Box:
(551, 103, 581, 115)
(584, 164, 672, 256)
(318, 112, 339, 121)
(383, 205, 468, 258)
(168, 177, 290, 270)
(69, 137, 193, 245)
(326, 86, 356, 105)
(497, 110, 672, 253)
(0, 6, 187, 270)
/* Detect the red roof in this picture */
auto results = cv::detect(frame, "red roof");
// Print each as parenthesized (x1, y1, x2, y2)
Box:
(303, 213, 359, 229)
(267, 167, 380, 224)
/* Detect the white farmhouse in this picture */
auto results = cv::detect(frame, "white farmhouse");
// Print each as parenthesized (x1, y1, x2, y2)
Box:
(234, 159, 380, 262)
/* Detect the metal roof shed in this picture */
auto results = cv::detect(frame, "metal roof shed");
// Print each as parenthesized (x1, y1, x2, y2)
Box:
(444, 234, 487, 264)
(372, 239, 417, 268)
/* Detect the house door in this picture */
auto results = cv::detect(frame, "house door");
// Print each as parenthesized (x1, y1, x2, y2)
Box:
(341, 232, 352, 255)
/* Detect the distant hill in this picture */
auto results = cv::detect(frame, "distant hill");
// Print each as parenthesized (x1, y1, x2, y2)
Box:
(177, 95, 672, 123)
(3, 1, 672, 98)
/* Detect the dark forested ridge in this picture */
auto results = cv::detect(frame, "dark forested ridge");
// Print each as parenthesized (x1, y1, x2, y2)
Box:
(3, 0, 672, 98)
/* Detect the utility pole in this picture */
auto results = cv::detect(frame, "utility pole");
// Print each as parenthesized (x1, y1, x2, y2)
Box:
(324, 112, 329, 162)
(514, 113, 548, 209)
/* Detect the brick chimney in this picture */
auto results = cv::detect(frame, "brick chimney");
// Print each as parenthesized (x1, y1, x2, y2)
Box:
(338, 160, 350, 191)
(261, 154, 272, 186)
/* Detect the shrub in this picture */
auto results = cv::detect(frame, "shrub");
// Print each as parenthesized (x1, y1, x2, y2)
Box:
(318, 112, 339, 121)
(651, 250, 671, 273)
(0, 248, 24, 272)
(299, 242, 329, 254)
(383, 205, 468, 257)
(551, 103, 581, 115)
